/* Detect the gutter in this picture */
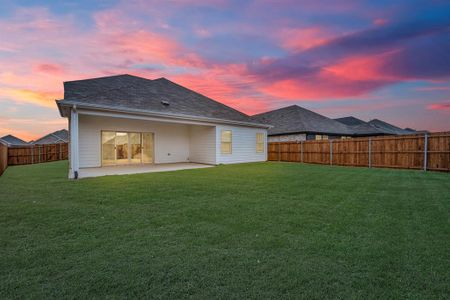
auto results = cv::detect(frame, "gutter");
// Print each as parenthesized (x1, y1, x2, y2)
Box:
(56, 100, 272, 129)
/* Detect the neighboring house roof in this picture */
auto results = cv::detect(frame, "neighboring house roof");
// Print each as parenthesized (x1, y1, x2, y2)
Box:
(251, 105, 354, 136)
(368, 119, 416, 135)
(57, 74, 268, 128)
(334, 116, 385, 136)
(0, 134, 29, 146)
(32, 129, 69, 144)
(334, 116, 367, 126)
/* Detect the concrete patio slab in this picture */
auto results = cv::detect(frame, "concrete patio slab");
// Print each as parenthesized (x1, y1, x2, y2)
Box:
(77, 163, 213, 178)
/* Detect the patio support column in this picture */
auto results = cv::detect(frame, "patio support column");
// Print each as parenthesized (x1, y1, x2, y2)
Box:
(70, 106, 79, 179)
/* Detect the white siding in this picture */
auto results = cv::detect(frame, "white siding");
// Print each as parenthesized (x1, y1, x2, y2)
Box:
(78, 114, 190, 167)
(189, 125, 216, 164)
(215, 125, 267, 164)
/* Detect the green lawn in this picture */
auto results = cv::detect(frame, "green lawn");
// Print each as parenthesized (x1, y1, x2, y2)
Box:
(1, 161, 449, 299)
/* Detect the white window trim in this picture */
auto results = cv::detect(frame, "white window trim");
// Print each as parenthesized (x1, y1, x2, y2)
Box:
(221, 130, 232, 154)
(256, 132, 264, 153)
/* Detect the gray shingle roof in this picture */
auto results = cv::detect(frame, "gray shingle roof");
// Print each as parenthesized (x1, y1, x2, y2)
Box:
(0, 135, 29, 146)
(368, 119, 415, 135)
(58, 74, 266, 127)
(32, 129, 68, 144)
(334, 116, 367, 126)
(334, 116, 385, 136)
(251, 105, 354, 136)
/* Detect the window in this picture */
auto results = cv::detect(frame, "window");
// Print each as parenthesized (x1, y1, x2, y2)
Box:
(256, 133, 264, 153)
(221, 130, 232, 154)
(101, 131, 154, 165)
(315, 135, 328, 140)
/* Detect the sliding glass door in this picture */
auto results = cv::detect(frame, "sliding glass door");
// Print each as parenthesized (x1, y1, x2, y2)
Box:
(142, 132, 154, 163)
(101, 132, 116, 166)
(115, 132, 129, 164)
(130, 133, 142, 163)
(101, 131, 154, 166)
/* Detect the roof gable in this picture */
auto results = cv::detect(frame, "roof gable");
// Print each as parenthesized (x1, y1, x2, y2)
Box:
(334, 116, 366, 126)
(33, 129, 69, 144)
(334, 116, 385, 136)
(368, 119, 414, 135)
(252, 105, 353, 136)
(0, 134, 29, 146)
(60, 74, 260, 125)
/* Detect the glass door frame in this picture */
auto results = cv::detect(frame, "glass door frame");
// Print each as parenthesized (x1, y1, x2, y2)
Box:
(101, 130, 154, 166)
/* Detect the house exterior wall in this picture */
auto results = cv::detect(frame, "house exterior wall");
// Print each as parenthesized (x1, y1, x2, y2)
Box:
(268, 133, 307, 142)
(76, 113, 268, 170)
(188, 125, 216, 164)
(78, 114, 190, 167)
(215, 125, 267, 164)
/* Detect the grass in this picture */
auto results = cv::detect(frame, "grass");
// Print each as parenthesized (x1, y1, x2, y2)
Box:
(1, 161, 449, 299)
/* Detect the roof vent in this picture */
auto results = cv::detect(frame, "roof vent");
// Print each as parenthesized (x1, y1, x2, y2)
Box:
(161, 100, 170, 106)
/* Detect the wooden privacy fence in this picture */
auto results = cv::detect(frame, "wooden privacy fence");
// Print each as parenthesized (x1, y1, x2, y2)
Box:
(0, 143, 7, 176)
(7, 143, 69, 166)
(268, 132, 450, 172)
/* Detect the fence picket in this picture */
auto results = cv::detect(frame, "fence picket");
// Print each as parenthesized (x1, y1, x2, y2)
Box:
(268, 132, 450, 172)
(7, 143, 69, 166)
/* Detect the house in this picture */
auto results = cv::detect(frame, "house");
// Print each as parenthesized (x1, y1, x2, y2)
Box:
(334, 116, 386, 137)
(56, 74, 270, 179)
(367, 119, 416, 135)
(251, 105, 353, 142)
(32, 129, 69, 145)
(0, 134, 29, 146)
(335, 116, 416, 135)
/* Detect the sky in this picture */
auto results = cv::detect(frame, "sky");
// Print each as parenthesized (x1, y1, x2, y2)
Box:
(1, 0, 450, 140)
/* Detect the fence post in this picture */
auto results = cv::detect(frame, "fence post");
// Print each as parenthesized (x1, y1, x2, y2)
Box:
(300, 141, 303, 163)
(38, 146, 41, 163)
(424, 133, 428, 171)
(330, 140, 333, 165)
(59, 143, 62, 160)
(368, 137, 372, 168)
(31, 146, 34, 164)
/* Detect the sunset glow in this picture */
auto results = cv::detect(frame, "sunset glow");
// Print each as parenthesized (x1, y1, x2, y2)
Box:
(1, 0, 450, 140)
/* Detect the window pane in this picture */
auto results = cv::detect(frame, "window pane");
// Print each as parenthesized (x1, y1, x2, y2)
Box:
(221, 130, 232, 154)
(257, 133, 262, 143)
(221, 142, 231, 154)
(142, 132, 154, 163)
(102, 131, 115, 165)
(221, 130, 231, 142)
(256, 133, 264, 153)
(130, 133, 141, 163)
(115, 132, 128, 164)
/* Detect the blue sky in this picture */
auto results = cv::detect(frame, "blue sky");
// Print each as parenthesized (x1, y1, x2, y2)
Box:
(1, 0, 449, 140)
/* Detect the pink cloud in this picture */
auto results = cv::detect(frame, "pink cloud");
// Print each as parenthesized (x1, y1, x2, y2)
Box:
(278, 27, 334, 52)
(373, 18, 389, 26)
(323, 51, 401, 81)
(416, 86, 450, 91)
(33, 63, 65, 75)
(0, 88, 61, 108)
(0, 117, 67, 141)
(427, 102, 450, 112)
(254, 52, 401, 101)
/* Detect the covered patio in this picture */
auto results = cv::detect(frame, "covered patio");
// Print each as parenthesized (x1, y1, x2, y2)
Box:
(77, 162, 213, 179)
